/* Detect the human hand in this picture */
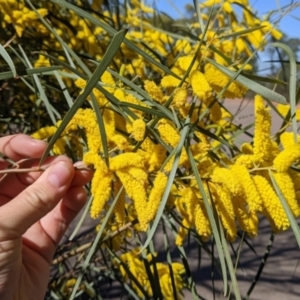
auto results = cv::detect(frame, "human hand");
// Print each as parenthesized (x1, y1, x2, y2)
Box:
(0, 134, 93, 300)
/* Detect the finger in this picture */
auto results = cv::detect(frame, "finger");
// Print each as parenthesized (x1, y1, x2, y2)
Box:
(0, 160, 75, 240)
(0, 134, 46, 169)
(0, 156, 64, 201)
(22, 186, 87, 263)
(0, 157, 92, 203)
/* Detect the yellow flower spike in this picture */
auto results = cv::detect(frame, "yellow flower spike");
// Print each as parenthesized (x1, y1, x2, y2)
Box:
(157, 118, 180, 148)
(204, 63, 248, 99)
(110, 152, 146, 171)
(253, 175, 290, 232)
(211, 167, 252, 232)
(83, 152, 113, 219)
(131, 118, 146, 141)
(31, 126, 56, 140)
(212, 167, 243, 196)
(116, 168, 148, 231)
(253, 95, 278, 163)
(189, 70, 213, 100)
(172, 87, 188, 108)
(52, 137, 67, 155)
(144, 80, 165, 104)
(160, 75, 181, 88)
(146, 171, 168, 224)
(240, 143, 253, 154)
(261, 20, 283, 40)
(175, 219, 189, 246)
(139, 138, 167, 172)
(70, 108, 102, 153)
(273, 144, 300, 172)
(211, 184, 237, 241)
(280, 132, 300, 149)
(223, 2, 233, 13)
(247, 212, 259, 237)
(231, 164, 263, 213)
(273, 172, 300, 217)
(190, 131, 211, 157)
(177, 55, 197, 72)
(180, 187, 197, 224)
(194, 200, 211, 241)
(127, 167, 148, 187)
(235, 153, 257, 168)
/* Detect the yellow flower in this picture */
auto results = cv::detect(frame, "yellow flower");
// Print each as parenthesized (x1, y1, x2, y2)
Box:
(189, 70, 212, 100)
(253, 95, 277, 162)
(231, 164, 263, 213)
(277, 103, 300, 122)
(157, 118, 180, 148)
(160, 75, 181, 88)
(240, 143, 253, 154)
(131, 118, 146, 141)
(140, 138, 167, 172)
(253, 175, 289, 232)
(194, 200, 211, 241)
(177, 55, 197, 72)
(176, 219, 189, 246)
(172, 87, 188, 108)
(31, 126, 56, 140)
(144, 80, 164, 103)
(83, 152, 113, 219)
(146, 172, 168, 224)
(110, 153, 146, 171)
(211, 183, 237, 241)
(223, 2, 233, 13)
(273, 144, 300, 172)
(116, 168, 148, 230)
(280, 132, 300, 149)
(273, 172, 300, 217)
(204, 63, 248, 99)
(261, 21, 282, 40)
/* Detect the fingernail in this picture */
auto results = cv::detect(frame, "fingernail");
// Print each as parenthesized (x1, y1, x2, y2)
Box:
(30, 138, 47, 146)
(47, 162, 72, 188)
(73, 161, 87, 168)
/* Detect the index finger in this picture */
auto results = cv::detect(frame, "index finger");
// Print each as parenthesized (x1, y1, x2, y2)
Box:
(0, 134, 47, 169)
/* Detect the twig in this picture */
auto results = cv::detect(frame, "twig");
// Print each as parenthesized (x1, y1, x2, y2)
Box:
(52, 220, 137, 265)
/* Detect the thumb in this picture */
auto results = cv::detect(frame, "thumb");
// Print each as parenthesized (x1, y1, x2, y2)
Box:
(0, 160, 75, 239)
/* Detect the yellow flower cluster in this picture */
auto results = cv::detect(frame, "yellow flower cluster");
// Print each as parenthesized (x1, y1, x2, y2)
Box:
(116, 248, 185, 299)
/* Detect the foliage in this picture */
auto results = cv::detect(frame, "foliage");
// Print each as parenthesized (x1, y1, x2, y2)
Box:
(0, 0, 300, 299)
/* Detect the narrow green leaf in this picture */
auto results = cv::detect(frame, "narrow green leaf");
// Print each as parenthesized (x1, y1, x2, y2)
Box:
(242, 72, 287, 85)
(90, 93, 109, 166)
(69, 195, 93, 241)
(218, 25, 266, 40)
(53, 70, 73, 108)
(218, 220, 241, 300)
(270, 42, 298, 143)
(0, 71, 13, 80)
(187, 147, 228, 296)
(18, 45, 58, 125)
(39, 30, 127, 166)
(0, 43, 16, 77)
